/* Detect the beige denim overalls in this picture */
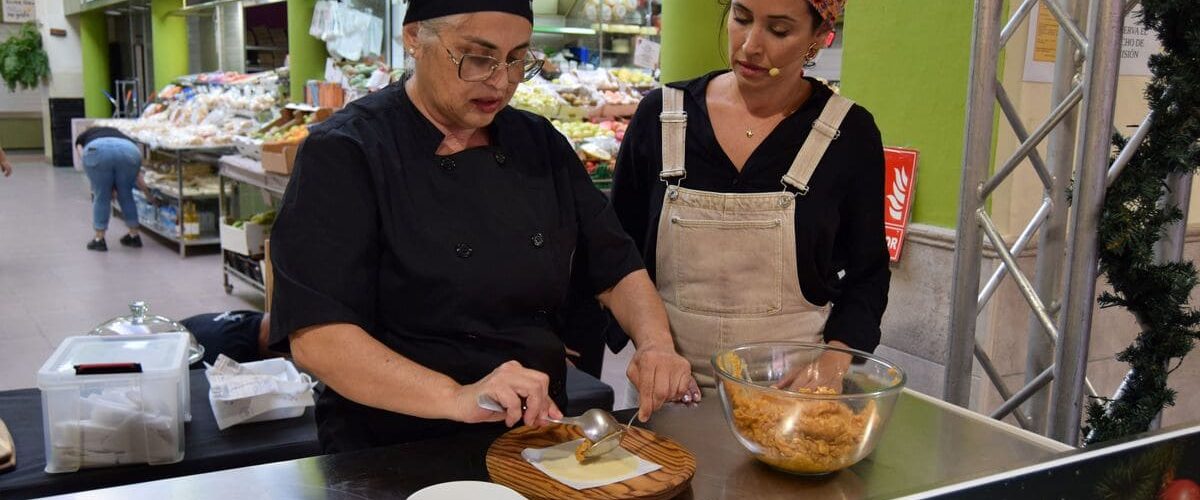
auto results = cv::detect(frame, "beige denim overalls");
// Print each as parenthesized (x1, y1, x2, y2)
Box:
(655, 87, 855, 387)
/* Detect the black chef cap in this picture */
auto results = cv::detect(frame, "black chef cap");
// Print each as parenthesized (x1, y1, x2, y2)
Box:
(403, 0, 533, 25)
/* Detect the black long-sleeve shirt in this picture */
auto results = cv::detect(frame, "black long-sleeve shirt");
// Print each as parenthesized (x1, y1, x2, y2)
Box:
(610, 70, 890, 352)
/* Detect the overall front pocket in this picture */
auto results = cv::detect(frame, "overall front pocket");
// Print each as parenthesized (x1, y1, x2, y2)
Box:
(669, 217, 784, 316)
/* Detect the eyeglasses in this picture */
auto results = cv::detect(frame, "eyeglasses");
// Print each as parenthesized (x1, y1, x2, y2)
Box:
(443, 44, 545, 83)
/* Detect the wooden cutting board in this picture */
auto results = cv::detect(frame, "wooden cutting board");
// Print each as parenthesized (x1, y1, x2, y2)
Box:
(486, 424, 695, 500)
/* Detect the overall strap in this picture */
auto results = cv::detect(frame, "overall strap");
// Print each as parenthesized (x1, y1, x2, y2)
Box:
(659, 87, 687, 181)
(781, 94, 855, 195)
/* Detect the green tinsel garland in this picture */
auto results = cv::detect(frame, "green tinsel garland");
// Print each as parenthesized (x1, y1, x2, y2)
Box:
(1083, 0, 1200, 445)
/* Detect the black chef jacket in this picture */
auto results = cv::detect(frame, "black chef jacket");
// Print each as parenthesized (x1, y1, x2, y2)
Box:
(610, 71, 891, 353)
(268, 82, 644, 453)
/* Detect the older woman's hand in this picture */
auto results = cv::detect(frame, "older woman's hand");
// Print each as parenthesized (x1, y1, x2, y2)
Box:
(455, 360, 563, 428)
(627, 341, 700, 422)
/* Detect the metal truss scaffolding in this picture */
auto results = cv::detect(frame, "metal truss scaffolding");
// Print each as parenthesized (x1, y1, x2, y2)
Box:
(945, 0, 1140, 446)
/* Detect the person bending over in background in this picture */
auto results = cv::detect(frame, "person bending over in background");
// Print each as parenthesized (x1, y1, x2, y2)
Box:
(76, 127, 144, 251)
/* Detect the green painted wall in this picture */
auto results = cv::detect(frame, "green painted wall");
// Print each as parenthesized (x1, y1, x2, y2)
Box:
(0, 118, 45, 149)
(81, 10, 111, 118)
(660, 0, 727, 83)
(840, 1, 976, 228)
(288, 0, 326, 103)
(151, 0, 188, 90)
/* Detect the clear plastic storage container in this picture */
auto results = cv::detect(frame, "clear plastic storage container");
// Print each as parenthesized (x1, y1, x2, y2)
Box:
(37, 333, 189, 473)
(91, 301, 202, 421)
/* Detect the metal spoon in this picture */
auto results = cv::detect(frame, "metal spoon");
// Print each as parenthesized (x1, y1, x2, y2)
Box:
(575, 412, 638, 460)
(543, 408, 624, 443)
(477, 396, 631, 458)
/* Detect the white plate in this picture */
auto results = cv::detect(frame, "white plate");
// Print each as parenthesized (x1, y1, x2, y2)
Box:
(408, 481, 526, 500)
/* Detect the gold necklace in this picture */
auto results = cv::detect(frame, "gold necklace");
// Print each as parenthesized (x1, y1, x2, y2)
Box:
(741, 82, 810, 139)
(744, 106, 799, 139)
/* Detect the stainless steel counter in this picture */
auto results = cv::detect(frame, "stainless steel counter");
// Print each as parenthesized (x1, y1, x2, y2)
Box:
(43, 389, 1070, 499)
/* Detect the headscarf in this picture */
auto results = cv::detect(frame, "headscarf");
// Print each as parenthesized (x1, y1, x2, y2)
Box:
(806, 0, 846, 28)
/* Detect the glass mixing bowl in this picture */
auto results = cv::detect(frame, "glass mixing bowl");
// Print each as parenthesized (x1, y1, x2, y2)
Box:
(712, 342, 906, 475)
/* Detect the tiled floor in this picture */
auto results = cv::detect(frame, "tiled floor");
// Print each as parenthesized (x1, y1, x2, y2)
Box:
(0, 155, 262, 391)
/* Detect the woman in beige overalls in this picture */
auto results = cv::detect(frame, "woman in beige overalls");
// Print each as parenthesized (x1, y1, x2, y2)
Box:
(610, 0, 890, 391)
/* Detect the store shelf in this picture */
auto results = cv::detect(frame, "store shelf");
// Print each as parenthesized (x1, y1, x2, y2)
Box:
(147, 189, 223, 201)
(219, 156, 289, 196)
(536, 23, 657, 36)
(170, 0, 284, 16)
(534, 25, 597, 36)
(591, 23, 659, 36)
(139, 220, 221, 247)
(284, 103, 321, 113)
(246, 45, 288, 52)
(224, 263, 266, 294)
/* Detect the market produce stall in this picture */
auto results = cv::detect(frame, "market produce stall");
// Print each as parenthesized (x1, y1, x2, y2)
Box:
(511, 68, 654, 188)
(217, 155, 286, 296)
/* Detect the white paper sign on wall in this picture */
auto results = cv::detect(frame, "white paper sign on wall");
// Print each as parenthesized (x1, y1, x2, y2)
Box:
(633, 37, 660, 70)
(1023, 4, 1161, 83)
(2, 0, 36, 24)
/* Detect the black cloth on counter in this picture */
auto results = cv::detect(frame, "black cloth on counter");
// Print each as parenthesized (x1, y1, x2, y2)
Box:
(0, 366, 613, 500)
(74, 127, 134, 149)
(609, 70, 891, 353)
(181, 310, 265, 366)
(268, 82, 642, 453)
(0, 369, 320, 500)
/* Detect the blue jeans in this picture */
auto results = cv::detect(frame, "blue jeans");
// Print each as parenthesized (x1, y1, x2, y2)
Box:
(82, 137, 142, 232)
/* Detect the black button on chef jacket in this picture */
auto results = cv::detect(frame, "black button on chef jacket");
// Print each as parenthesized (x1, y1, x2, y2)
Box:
(268, 82, 644, 453)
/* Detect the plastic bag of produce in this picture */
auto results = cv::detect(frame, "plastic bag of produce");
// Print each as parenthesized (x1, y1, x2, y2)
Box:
(364, 14, 384, 59)
(310, 0, 332, 38)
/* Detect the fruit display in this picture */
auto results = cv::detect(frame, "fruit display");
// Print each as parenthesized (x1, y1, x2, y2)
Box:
(264, 123, 309, 143)
(516, 65, 653, 186)
(253, 113, 318, 143)
(553, 68, 621, 91)
(512, 83, 564, 117)
(100, 85, 278, 149)
(558, 87, 600, 107)
(552, 120, 614, 142)
(611, 68, 655, 88)
(601, 88, 640, 106)
(232, 209, 276, 229)
(178, 71, 270, 86)
(338, 60, 389, 90)
(597, 120, 629, 142)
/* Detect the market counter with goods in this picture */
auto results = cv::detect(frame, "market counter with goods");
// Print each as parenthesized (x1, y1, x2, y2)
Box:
(511, 67, 655, 188)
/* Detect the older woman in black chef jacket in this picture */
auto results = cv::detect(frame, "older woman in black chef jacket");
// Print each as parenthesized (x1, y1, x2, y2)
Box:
(269, 0, 697, 453)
